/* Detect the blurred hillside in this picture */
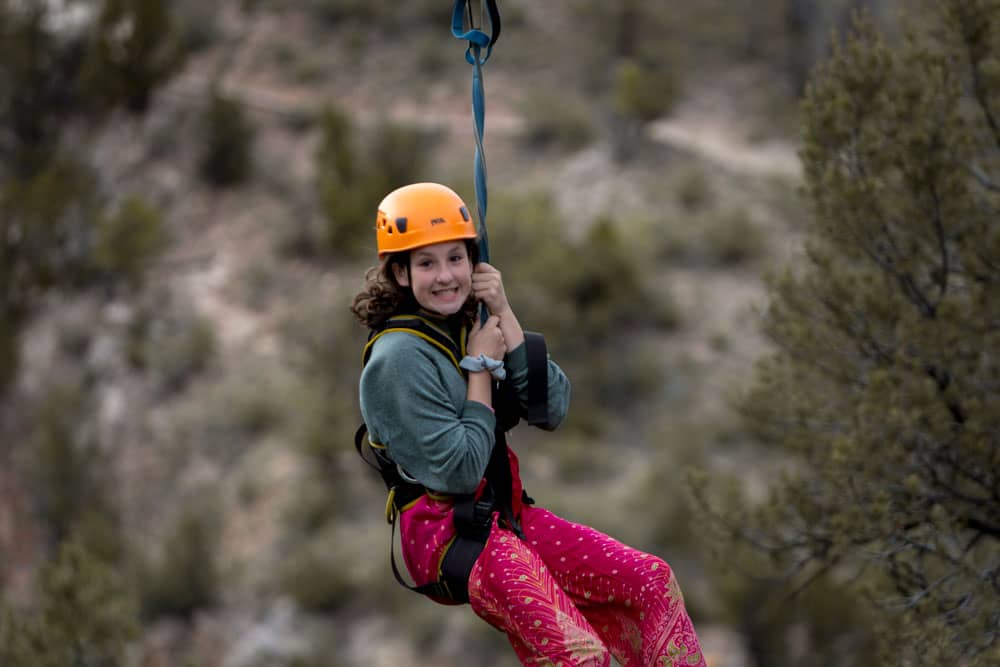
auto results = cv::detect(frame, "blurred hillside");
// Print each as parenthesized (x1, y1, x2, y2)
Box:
(1, 1, 908, 666)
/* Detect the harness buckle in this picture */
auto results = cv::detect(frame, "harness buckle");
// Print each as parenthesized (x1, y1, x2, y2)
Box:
(385, 488, 397, 524)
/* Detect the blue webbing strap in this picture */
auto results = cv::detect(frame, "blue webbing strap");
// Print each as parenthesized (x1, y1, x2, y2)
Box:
(451, 1, 501, 322)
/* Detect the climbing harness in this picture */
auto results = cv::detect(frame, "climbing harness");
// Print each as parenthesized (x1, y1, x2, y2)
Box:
(356, 313, 549, 604)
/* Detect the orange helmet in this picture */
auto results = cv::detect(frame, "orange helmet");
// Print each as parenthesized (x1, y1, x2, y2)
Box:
(375, 183, 477, 257)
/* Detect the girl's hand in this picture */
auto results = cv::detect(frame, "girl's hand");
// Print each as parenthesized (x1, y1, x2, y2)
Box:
(472, 263, 511, 316)
(467, 314, 506, 361)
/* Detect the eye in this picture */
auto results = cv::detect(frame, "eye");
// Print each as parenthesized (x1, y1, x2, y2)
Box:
(449, 254, 464, 263)
(417, 259, 433, 268)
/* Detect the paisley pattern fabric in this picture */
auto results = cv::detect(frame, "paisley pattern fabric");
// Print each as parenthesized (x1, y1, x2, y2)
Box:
(399, 500, 705, 665)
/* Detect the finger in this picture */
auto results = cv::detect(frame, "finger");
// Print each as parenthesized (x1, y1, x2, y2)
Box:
(472, 274, 498, 288)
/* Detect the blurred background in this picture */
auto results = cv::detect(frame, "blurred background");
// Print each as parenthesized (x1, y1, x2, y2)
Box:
(3, 1, 997, 666)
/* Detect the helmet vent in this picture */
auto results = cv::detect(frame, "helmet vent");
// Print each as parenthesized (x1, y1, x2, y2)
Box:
(395, 217, 408, 233)
(459, 206, 470, 221)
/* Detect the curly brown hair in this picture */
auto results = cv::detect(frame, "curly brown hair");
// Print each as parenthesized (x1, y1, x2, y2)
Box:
(351, 242, 480, 330)
(350, 254, 415, 329)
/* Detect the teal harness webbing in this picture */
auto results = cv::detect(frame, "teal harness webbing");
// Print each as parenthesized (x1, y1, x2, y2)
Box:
(451, 0, 502, 323)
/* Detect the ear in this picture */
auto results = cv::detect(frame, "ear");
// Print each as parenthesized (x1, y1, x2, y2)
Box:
(391, 261, 410, 287)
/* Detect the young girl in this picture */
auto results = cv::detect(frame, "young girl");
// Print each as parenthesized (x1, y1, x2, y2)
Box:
(352, 182, 705, 666)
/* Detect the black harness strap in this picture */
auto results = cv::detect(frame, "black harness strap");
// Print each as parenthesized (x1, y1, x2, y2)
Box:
(524, 331, 548, 426)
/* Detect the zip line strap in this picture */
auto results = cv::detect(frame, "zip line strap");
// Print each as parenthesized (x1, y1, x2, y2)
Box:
(451, 0, 500, 306)
(469, 52, 490, 267)
(450, 0, 501, 65)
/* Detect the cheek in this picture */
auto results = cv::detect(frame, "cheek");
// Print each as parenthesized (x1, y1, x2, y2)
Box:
(392, 264, 410, 287)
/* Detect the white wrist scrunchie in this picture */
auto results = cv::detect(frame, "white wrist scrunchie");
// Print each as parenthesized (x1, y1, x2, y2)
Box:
(459, 354, 506, 380)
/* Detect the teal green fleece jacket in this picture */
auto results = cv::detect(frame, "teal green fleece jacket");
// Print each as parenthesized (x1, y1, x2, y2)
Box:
(359, 326, 571, 495)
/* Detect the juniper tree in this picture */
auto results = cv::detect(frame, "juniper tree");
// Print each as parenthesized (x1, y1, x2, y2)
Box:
(0, 0, 182, 396)
(696, 1, 999, 663)
(80, 0, 182, 113)
(0, 537, 139, 667)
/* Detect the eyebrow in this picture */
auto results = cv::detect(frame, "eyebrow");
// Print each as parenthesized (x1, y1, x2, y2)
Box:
(413, 244, 464, 260)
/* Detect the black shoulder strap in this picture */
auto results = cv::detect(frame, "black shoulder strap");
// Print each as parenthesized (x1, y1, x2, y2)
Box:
(523, 331, 548, 426)
(361, 314, 466, 372)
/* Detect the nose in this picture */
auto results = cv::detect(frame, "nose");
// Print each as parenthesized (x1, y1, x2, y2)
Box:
(435, 263, 454, 283)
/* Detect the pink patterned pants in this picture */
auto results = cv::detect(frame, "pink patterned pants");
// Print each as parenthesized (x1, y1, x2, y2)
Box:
(467, 506, 705, 667)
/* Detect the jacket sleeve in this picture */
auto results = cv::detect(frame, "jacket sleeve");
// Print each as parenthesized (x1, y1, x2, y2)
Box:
(359, 333, 496, 494)
(503, 341, 571, 431)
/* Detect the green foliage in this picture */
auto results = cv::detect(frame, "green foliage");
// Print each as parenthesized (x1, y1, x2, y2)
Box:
(675, 166, 712, 212)
(136, 304, 216, 394)
(699, 208, 767, 266)
(167, 365, 291, 460)
(0, 3, 85, 172)
(1, 154, 100, 295)
(610, 58, 678, 162)
(276, 531, 357, 613)
(172, 0, 221, 53)
(718, 570, 877, 666)
(280, 292, 366, 526)
(517, 92, 596, 153)
(487, 194, 678, 432)
(25, 382, 112, 545)
(614, 59, 678, 125)
(92, 196, 169, 287)
(698, 2, 1000, 662)
(138, 502, 221, 620)
(80, 0, 184, 113)
(0, 537, 140, 667)
(198, 92, 256, 187)
(313, 105, 432, 258)
(0, 150, 99, 394)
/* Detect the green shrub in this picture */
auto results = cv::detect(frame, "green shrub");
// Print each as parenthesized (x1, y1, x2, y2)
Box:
(675, 166, 712, 212)
(1, 154, 100, 290)
(143, 309, 217, 395)
(92, 195, 168, 287)
(485, 194, 679, 431)
(313, 106, 369, 257)
(611, 58, 679, 161)
(198, 92, 255, 187)
(614, 58, 678, 124)
(0, 5, 86, 167)
(281, 292, 366, 517)
(314, 105, 432, 258)
(700, 208, 766, 266)
(276, 528, 360, 613)
(138, 503, 221, 619)
(710, 568, 878, 666)
(26, 383, 111, 544)
(0, 318, 21, 396)
(80, 0, 184, 113)
(173, 0, 220, 53)
(165, 364, 294, 466)
(518, 92, 596, 153)
(0, 537, 140, 667)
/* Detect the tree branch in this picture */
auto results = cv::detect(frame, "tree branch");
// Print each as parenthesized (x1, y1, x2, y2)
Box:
(968, 163, 1000, 193)
(968, 38, 1000, 151)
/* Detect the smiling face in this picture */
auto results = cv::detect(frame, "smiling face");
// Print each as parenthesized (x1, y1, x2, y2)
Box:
(392, 241, 473, 317)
